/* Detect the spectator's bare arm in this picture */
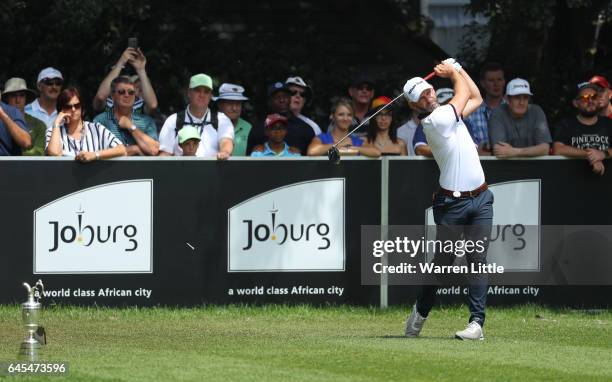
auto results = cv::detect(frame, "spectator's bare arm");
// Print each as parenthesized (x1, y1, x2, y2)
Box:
(93, 48, 136, 112)
(130, 49, 158, 114)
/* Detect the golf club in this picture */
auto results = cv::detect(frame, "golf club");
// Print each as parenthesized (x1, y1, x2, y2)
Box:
(328, 71, 436, 164)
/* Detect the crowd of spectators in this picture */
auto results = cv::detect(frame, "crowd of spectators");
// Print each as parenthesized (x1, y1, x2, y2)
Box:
(0, 50, 610, 173)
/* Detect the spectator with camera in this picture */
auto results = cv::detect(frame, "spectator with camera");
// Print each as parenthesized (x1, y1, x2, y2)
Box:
(93, 76, 159, 156)
(92, 41, 158, 116)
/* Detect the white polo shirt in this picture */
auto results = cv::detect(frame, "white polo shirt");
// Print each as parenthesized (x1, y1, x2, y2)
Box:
(159, 107, 234, 157)
(422, 104, 485, 191)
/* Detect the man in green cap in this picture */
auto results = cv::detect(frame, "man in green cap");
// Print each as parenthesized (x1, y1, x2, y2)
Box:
(158, 73, 234, 159)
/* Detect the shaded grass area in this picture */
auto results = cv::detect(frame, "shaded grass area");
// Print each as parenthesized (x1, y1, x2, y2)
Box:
(0, 305, 610, 381)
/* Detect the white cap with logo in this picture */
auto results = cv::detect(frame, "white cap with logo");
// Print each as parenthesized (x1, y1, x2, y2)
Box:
(506, 78, 533, 96)
(403, 77, 433, 103)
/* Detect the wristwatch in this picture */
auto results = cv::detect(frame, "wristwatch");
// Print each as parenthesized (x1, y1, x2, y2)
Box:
(129, 125, 137, 132)
(95, 152, 100, 160)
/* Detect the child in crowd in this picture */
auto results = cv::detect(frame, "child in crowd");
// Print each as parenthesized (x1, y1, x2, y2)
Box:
(251, 114, 301, 157)
(177, 126, 201, 156)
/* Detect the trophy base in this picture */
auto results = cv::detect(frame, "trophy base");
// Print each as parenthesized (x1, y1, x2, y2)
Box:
(19, 338, 41, 361)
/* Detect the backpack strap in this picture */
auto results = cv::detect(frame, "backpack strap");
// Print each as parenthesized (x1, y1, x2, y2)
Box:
(174, 110, 186, 136)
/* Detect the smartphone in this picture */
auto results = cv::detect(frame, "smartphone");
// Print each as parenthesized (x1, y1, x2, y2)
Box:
(127, 37, 138, 49)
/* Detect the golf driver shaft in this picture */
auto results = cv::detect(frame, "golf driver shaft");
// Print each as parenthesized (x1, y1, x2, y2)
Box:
(333, 71, 436, 149)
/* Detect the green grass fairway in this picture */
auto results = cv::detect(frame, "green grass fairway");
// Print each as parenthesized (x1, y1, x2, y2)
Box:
(0, 305, 610, 381)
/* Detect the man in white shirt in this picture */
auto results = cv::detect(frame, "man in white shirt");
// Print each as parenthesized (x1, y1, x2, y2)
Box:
(158, 73, 234, 159)
(403, 60, 493, 341)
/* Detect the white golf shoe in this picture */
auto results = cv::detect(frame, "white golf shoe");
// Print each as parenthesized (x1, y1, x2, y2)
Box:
(405, 304, 427, 337)
(455, 321, 484, 340)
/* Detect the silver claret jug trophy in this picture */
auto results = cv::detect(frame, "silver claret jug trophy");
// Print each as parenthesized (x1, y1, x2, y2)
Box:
(19, 280, 47, 360)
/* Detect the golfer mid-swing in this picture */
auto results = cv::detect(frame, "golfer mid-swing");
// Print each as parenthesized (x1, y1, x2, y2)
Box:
(404, 59, 494, 340)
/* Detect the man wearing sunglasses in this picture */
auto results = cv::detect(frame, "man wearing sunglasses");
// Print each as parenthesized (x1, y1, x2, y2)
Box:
(25, 67, 64, 129)
(553, 82, 612, 176)
(348, 73, 376, 136)
(285, 76, 321, 136)
(589, 75, 612, 119)
(93, 76, 159, 156)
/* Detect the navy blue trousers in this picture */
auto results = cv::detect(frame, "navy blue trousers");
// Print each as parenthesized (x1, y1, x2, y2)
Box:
(416, 189, 494, 327)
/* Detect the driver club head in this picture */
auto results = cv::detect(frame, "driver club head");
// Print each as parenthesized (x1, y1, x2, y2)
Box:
(327, 146, 341, 164)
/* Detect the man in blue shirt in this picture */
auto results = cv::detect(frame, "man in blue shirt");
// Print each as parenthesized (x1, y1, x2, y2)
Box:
(251, 114, 301, 157)
(0, 101, 30, 156)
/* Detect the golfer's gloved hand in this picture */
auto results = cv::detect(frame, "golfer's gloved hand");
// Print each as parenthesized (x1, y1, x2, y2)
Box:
(443, 58, 462, 73)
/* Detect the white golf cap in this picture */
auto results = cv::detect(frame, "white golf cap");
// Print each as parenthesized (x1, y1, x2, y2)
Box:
(285, 76, 309, 88)
(436, 87, 454, 105)
(213, 83, 249, 101)
(285, 76, 313, 99)
(403, 77, 433, 103)
(37, 67, 63, 83)
(506, 78, 533, 96)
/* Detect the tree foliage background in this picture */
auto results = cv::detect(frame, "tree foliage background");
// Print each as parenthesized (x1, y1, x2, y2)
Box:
(459, 0, 612, 123)
(0, 0, 609, 126)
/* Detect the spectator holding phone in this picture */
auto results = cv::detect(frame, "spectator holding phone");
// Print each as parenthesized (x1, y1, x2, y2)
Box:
(92, 39, 158, 116)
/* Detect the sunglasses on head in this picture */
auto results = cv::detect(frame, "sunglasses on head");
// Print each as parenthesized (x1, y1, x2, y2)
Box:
(291, 90, 306, 97)
(116, 89, 136, 96)
(576, 93, 597, 102)
(42, 78, 63, 87)
(63, 102, 81, 111)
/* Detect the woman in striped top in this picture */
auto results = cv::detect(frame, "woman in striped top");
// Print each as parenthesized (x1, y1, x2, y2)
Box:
(46, 87, 126, 162)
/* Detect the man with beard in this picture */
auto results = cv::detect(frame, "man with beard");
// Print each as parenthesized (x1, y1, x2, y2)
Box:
(553, 82, 612, 176)
(403, 59, 493, 341)
(25, 67, 64, 129)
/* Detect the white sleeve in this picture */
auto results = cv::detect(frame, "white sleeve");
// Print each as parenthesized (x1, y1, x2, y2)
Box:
(422, 105, 457, 138)
(158, 114, 178, 154)
(216, 112, 235, 141)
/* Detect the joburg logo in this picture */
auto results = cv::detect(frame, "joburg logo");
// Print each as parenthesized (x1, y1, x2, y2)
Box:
(227, 178, 345, 272)
(242, 203, 330, 250)
(34, 179, 153, 274)
(48, 205, 138, 252)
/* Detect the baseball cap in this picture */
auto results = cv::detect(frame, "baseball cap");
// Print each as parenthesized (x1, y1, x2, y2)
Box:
(371, 96, 392, 109)
(213, 83, 249, 101)
(589, 75, 610, 90)
(177, 126, 202, 144)
(576, 81, 599, 96)
(265, 113, 288, 129)
(351, 73, 375, 87)
(285, 76, 312, 98)
(506, 78, 533, 96)
(436, 88, 454, 104)
(403, 77, 433, 103)
(267, 81, 291, 97)
(37, 67, 63, 83)
(2, 77, 37, 103)
(189, 73, 213, 90)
